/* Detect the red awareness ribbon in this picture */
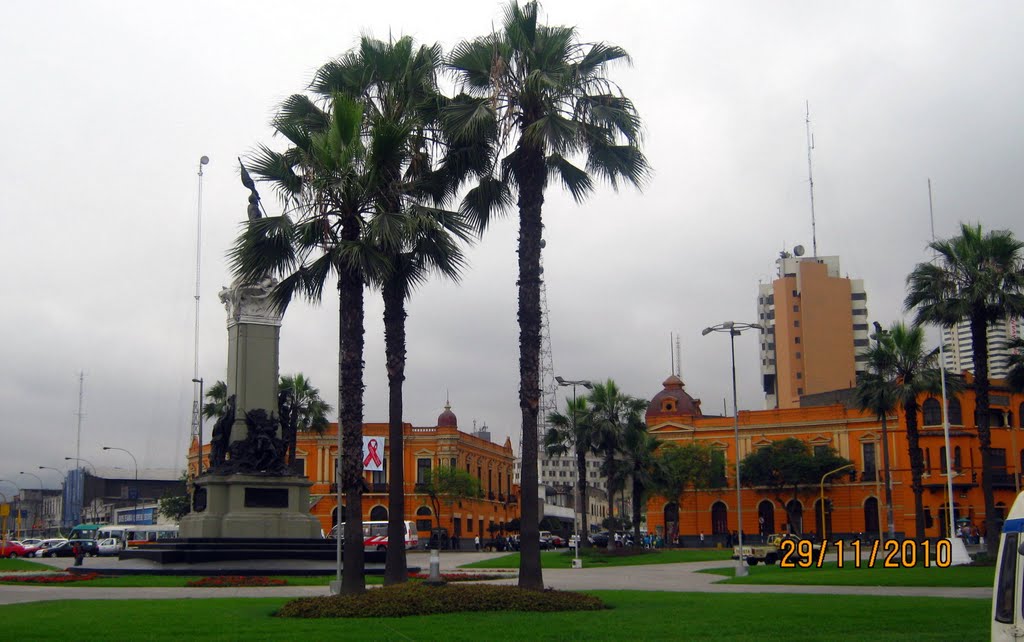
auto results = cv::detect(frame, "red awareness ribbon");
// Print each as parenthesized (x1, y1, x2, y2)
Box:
(363, 439, 382, 467)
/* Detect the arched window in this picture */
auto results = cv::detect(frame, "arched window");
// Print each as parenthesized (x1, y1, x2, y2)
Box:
(416, 506, 432, 516)
(711, 501, 728, 535)
(415, 506, 433, 532)
(786, 499, 804, 534)
(864, 497, 880, 536)
(664, 502, 680, 543)
(922, 398, 941, 426)
(757, 500, 775, 536)
(369, 505, 388, 521)
(954, 446, 962, 472)
(948, 397, 963, 425)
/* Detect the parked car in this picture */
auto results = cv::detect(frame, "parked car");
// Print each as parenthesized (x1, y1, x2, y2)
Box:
(568, 534, 580, 549)
(20, 538, 43, 548)
(42, 539, 99, 558)
(97, 538, 121, 556)
(589, 531, 611, 547)
(34, 538, 68, 556)
(0, 541, 29, 558)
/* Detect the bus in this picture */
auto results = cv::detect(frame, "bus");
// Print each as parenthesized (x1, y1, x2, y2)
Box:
(994, 491, 1024, 640)
(69, 524, 102, 541)
(95, 525, 179, 549)
(329, 521, 418, 550)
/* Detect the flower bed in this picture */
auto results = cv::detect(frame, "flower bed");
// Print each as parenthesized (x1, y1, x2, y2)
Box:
(185, 576, 288, 588)
(408, 572, 512, 582)
(0, 572, 98, 584)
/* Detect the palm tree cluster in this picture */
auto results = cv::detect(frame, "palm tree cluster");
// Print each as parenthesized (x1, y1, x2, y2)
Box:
(230, 1, 648, 593)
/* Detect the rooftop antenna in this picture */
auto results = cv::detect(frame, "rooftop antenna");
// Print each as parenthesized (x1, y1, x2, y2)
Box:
(669, 333, 675, 376)
(675, 334, 682, 378)
(75, 370, 86, 471)
(805, 102, 818, 257)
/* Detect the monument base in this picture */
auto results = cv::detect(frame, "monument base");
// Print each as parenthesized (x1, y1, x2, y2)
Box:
(179, 473, 322, 539)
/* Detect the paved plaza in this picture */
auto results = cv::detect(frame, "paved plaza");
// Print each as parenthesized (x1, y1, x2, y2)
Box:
(0, 551, 989, 605)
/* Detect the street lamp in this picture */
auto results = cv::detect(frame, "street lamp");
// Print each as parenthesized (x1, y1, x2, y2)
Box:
(18, 472, 43, 537)
(64, 457, 96, 473)
(702, 320, 762, 577)
(819, 464, 854, 540)
(555, 376, 593, 555)
(103, 446, 139, 525)
(192, 377, 205, 476)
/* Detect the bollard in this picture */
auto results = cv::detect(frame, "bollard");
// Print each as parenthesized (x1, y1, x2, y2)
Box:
(426, 548, 445, 585)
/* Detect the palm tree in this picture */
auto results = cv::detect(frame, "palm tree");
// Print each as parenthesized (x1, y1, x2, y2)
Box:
(309, 36, 484, 586)
(230, 87, 379, 595)
(906, 222, 1024, 553)
(854, 327, 898, 540)
(1007, 337, 1024, 393)
(864, 323, 962, 539)
(278, 373, 332, 468)
(545, 395, 594, 546)
(620, 414, 659, 545)
(588, 379, 647, 549)
(449, 0, 649, 589)
(200, 380, 229, 423)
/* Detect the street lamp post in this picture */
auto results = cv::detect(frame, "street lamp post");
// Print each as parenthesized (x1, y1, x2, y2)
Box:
(103, 447, 139, 525)
(819, 464, 854, 540)
(18, 472, 43, 537)
(702, 321, 762, 578)
(555, 376, 593, 556)
(192, 377, 205, 476)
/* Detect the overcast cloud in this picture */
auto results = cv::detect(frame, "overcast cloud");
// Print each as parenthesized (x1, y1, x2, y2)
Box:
(2, 1, 1022, 489)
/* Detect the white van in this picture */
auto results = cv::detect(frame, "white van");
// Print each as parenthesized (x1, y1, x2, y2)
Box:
(993, 492, 1024, 640)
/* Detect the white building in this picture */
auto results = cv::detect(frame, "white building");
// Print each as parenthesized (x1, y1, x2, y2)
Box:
(942, 317, 1022, 379)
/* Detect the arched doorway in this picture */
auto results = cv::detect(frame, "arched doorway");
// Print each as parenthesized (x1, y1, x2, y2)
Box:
(864, 497, 880, 538)
(785, 499, 803, 534)
(757, 500, 775, 539)
(814, 498, 832, 540)
(664, 502, 680, 544)
(711, 501, 728, 535)
(369, 505, 388, 521)
(331, 504, 347, 526)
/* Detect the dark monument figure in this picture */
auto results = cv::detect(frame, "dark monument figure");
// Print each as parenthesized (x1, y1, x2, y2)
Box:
(209, 394, 235, 469)
(239, 157, 262, 221)
(222, 409, 289, 476)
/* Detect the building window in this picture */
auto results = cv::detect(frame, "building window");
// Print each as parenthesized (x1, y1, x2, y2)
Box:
(371, 457, 387, 485)
(813, 445, 827, 457)
(923, 398, 942, 426)
(795, 337, 801, 344)
(415, 506, 432, 532)
(416, 458, 432, 484)
(925, 448, 931, 474)
(949, 398, 963, 425)
(791, 290, 798, 297)
(793, 305, 799, 312)
(854, 339, 870, 347)
(796, 372, 803, 380)
(863, 442, 877, 477)
(794, 320, 800, 327)
(990, 448, 1008, 472)
(854, 323, 869, 331)
(954, 446, 962, 472)
(796, 352, 802, 359)
(851, 292, 867, 300)
(797, 387, 804, 395)
(940, 446, 948, 474)
(291, 457, 305, 477)
(853, 308, 867, 316)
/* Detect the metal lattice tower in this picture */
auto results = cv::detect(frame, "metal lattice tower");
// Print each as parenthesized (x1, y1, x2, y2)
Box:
(537, 254, 558, 451)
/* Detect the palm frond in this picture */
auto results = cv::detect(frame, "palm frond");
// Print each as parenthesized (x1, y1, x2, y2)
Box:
(460, 176, 513, 233)
(546, 154, 593, 203)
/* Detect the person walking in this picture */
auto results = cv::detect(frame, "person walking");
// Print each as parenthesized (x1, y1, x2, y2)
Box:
(699, 531, 705, 547)
(72, 542, 84, 567)
(474, 535, 480, 551)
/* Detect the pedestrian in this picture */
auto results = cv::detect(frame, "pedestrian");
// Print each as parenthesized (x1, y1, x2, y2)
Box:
(474, 535, 480, 551)
(699, 531, 705, 547)
(452, 535, 459, 550)
(726, 531, 732, 547)
(72, 542, 83, 567)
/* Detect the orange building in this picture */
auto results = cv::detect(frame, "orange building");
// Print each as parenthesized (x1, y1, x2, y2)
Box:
(189, 403, 520, 542)
(644, 374, 1024, 542)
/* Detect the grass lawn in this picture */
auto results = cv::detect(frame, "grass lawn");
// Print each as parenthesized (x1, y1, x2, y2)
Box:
(701, 562, 995, 587)
(0, 574, 383, 587)
(461, 547, 732, 569)
(0, 558, 55, 572)
(0, 591, 988, 640)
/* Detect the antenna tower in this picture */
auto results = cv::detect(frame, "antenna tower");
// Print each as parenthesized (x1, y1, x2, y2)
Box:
(75, 370, 86, 468)
(537, 249, 558, 451)
(190, 157, 209, 450)
(675, 335, 682, 378)
(805, 101, 818, 257)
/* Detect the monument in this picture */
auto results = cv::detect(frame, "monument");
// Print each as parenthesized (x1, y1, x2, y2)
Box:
(177, 160, 320, 540)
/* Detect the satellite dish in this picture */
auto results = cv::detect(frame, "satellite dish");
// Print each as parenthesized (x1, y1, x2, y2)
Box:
(540, 239, 546, 249)
(794, 245, 805, 257)
(200, 155, 210, 165)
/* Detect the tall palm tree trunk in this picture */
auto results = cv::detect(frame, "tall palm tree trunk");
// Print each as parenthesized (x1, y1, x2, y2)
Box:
(904, 402, 926, 540)
(631, 476, 643, 545)
(576, 448, 589, 548)
(516, 146, 546, 591)
(971, 312, 997, 555)
(605, 451, 616, 551)
(339, 215, 367, 595)
(383, 281, 408, 584)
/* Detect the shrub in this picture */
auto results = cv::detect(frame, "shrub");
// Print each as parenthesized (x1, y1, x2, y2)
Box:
(185, 576, 287, 587)
(276, 583, 607, 618)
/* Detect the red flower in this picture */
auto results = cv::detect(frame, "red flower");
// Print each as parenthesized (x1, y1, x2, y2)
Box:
(0, 573, 99, 583)
(185, 576, 287, 587)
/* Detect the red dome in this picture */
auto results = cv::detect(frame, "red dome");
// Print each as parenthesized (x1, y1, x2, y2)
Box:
(646, 375, 702, 420)
(438, 402, 457, 427)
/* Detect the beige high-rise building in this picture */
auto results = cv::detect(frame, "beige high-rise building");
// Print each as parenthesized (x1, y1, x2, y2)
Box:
(942, 317, 1022, 379)
(757, 254, 869, 409)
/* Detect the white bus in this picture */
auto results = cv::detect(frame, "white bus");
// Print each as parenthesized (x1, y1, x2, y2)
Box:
(95, 525, 179, 549)
(329, 520, 418, 550)
(994, 492, 1024, 640)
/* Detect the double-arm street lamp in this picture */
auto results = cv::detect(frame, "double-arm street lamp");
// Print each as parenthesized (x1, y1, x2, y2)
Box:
(103, 446, 139, 524)
(702, 321, 762, 577)
(555, 376, 593, 551)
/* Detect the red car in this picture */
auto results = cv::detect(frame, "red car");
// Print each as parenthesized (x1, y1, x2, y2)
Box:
(0, 541, 29, 558)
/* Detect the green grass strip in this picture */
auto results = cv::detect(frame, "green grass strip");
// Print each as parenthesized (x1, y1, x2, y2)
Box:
(461, 547, 732, 569)
(701, 562, 995, 587)
(0, 591, 988, 640)
(0, 558, 55, 572)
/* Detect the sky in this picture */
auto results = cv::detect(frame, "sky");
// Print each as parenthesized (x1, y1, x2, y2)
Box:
(2, 1, 1022, 491)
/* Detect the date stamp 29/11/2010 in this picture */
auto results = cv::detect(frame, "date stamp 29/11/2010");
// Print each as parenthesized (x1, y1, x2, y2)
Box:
(778, 538, 954, 569)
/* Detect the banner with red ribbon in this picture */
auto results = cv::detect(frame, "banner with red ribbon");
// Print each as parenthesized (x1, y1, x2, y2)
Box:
(362, 436, 385, 471)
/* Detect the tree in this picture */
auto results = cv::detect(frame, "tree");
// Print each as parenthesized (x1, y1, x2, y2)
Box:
(278, 373, 332, 468)
(653, 441, 719, 544)
(422, 466, 483, 539)
(739, 438, 851, 535)
(620, 415, 659, 545)
(449, 0, 650, 589)
(545, 394, 594, 546)
(905, 222, 1024, 554)
(588, 379, 647, 549)
(230, 88, 379, 595)
(862, 322, 963, 540)
(1007, 337, 1024, 393)
(854, 331, 898, 540)
(311, 36, 487, 586)
(158, 470, 191, 522)
(200, 380, 228, 423)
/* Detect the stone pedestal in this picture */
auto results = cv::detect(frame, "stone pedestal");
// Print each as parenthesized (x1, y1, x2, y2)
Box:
(180, 474, 321, 539)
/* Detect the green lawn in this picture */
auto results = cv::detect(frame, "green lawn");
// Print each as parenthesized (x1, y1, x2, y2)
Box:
(0, 558, 54, 572)
(702, 562, 995, 587)
(0, 591, 987, 640)
(461, 547, 732, 569)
